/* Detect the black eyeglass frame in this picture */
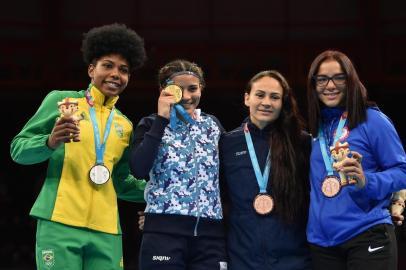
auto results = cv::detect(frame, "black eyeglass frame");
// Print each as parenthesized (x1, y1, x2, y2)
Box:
(313, 73, 347, 88)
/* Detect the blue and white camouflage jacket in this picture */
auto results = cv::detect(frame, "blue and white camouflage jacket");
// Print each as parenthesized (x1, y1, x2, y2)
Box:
(130, 110, 225, 237)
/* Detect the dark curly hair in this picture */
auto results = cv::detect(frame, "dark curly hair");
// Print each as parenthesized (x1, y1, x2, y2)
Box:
(81, 23, 146, 72)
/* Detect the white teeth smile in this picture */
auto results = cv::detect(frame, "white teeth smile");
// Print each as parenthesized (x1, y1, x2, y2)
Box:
(106, 82, 120, 88)
(323, 91, 340, 95)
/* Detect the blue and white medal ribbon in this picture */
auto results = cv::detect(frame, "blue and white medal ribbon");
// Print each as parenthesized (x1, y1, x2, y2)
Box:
(318, 114, 347, 197)
(170, 104, 195, 130)
(86, 86, 115, 185)
(244, 123, 274, 214)
(163, 82, 196, 130)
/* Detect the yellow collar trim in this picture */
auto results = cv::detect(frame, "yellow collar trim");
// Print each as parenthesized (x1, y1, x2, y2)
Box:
(89, 85, 119, 109)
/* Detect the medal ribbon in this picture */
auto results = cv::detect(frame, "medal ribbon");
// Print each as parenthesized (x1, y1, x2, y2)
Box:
(86, 85, 115, 165)
(170, 104, 195, 130)
(244, 123, 271, 193)
(318, 113, 347, 175)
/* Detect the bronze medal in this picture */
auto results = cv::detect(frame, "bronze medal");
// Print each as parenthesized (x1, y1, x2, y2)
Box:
(253, 193, 274, 215)
(89, 164, 110, 185)
(164, 84, 183, 104)
(321, 175, 341, 198)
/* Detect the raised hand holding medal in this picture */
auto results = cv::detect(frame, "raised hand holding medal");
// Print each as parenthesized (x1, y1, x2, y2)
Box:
(164, 84, 182, 103)
(158, 84, 183, 119)
(159, 83, 195, 130)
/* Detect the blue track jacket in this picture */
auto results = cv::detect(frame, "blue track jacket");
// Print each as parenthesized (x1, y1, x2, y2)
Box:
(307, 107, 406, 247)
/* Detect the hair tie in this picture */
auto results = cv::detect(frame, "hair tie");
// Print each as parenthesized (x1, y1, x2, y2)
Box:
(164, 71, 201, 86)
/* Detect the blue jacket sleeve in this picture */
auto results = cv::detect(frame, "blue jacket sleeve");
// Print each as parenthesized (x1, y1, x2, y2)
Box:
(360, 110, 406, 200)
(129, 114, 169, 179)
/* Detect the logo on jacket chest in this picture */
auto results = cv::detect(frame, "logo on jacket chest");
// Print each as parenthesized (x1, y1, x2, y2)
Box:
(114, 122, 124, 138)
(235, 150, 247, 156)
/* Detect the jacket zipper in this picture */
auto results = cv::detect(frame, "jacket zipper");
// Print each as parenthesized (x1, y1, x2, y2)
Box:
(87, 105, 104, 226)
(190, 125, 201, 236)
(314, 137, 330, 243)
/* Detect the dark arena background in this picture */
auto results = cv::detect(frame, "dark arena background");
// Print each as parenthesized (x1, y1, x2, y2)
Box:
(2, 0, 406, 269)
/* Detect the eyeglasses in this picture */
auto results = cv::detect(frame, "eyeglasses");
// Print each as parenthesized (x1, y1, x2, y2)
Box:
(313, 73, 347, 88)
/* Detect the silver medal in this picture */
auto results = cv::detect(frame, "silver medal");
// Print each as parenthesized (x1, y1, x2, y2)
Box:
(89, 164, 110, 185)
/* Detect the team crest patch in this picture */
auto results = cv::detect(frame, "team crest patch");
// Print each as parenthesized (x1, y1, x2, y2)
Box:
(42, 249, 55, 268)
(79, 111, 88, 121)
(114, 123, 124, 138)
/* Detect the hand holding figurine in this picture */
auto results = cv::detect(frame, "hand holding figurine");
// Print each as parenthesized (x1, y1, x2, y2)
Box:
(47, 117, 80, 149)
(335, 151, 365, 189)
(47, 98, 82, 149)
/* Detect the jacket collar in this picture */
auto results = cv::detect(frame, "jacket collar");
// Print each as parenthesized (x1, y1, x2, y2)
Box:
(242, 117, 274, 135)
(88, 85, 119, 109)
(320, 106, 345, 123)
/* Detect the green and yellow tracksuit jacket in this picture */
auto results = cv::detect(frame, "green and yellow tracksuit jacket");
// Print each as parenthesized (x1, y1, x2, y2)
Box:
(10, 86, 146, 235)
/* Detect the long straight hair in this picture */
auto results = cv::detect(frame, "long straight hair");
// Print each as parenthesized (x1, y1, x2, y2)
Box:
(306, 50, 374, 135)
(247, 70, 309, 223)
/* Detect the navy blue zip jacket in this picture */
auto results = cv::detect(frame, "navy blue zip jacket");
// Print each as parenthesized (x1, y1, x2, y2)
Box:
(220, 119, 312, 270)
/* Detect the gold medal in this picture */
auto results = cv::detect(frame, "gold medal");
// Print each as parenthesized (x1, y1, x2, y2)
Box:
(253, 193, 274, 215)
(321, 176, 341, 198)
(164, 84, 182, 103)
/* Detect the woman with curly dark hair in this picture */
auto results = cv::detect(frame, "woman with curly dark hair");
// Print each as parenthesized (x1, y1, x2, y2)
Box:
(10, 23, 147, 270)
(220, 70, 312, 270)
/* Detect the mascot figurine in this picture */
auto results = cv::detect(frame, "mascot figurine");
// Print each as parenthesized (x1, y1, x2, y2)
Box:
(330, 141, 351, 185)
(57, 97, 82, 141)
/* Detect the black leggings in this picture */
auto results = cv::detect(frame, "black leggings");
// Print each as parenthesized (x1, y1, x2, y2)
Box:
(310, 224, 397, 270)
